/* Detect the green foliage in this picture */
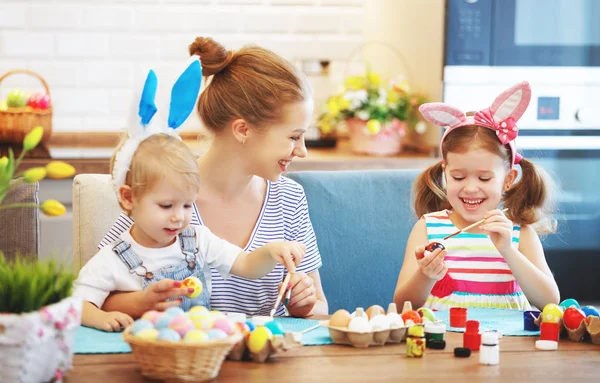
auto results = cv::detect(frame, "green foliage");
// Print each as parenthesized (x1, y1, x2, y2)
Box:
(0, 253, 74, 314)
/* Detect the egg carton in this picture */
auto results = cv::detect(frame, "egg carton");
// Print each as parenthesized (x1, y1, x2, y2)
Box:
(534, 314, 600, 344)
(227, 332, 300, 363)
(325, 323, 408, 348)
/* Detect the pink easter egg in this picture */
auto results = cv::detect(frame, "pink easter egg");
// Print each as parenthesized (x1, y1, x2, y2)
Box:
(168, 315, 195, 337)
(212, 317, 236, 335)
(141, 310, 163, 325)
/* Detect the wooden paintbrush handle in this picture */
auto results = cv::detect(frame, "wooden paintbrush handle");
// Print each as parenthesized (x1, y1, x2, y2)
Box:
(272, 272, 292, 313)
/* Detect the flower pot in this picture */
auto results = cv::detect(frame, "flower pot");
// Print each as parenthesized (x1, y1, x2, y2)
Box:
(346, 118, 406, 156)
(0, 296, 82, 383)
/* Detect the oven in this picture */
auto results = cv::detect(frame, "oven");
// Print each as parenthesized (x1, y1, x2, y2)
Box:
(444, 0, 600, 300)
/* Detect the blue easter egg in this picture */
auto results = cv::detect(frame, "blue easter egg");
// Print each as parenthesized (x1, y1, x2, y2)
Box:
(165, 307, 185, 317)
(245, 320, 256, 331)
(130, 319, 154, 335)
(206, 328, 228, 340)
(581, 305, 599, 318)
(157, 328, 182, 342)
(155, 313, 174, 330)
(559, 298, 580, 310)
(264, 320, 284, 335)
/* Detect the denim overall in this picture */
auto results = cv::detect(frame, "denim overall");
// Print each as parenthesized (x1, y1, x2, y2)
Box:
(111, 227, 210, 311)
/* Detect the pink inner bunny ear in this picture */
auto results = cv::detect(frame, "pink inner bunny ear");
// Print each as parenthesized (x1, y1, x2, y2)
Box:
(489, 81, 532, 123)
(419, 103, 466, 127)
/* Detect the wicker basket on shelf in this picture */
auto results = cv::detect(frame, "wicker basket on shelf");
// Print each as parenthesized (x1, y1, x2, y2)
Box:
(123, 327, 242, 382)
(0, 69, 53, 144)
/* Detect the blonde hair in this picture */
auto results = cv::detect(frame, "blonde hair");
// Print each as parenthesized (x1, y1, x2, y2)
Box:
(188, 36, 310, 132)
(110, 134, 200, 211)
(413, 125, 557, 234)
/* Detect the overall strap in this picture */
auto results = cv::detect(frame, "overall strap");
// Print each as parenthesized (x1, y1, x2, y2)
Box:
(112, 240, 143, 270)
(179, 227, 197, 255)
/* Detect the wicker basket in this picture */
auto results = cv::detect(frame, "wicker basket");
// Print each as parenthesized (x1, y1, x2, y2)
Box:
(0, 69, 53, 144)
(123, 327, 243, 382)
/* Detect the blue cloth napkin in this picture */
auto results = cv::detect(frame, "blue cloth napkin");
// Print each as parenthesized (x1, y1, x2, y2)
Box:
(434, 308, 540, 336)
(74, 317, 333, 354)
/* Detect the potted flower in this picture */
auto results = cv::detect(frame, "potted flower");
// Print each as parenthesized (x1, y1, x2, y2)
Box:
(0, 126, 80, 383)
(318, 70, 427, 156)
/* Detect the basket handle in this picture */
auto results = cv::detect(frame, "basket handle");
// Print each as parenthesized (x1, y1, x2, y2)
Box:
(344, 40, 415, 85)
(0, 69, 51, 97)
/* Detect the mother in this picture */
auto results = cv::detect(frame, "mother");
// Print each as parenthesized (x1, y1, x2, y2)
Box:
(99, 36, 327, 318)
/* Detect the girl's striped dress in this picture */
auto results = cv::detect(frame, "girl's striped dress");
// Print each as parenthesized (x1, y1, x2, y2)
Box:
(424, 210, 531, 311)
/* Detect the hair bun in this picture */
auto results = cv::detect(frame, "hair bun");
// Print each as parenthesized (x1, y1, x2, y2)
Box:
(188, 37, 234, 76)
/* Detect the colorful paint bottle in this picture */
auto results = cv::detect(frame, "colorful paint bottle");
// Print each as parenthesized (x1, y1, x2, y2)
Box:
(406, 325, 426, 358)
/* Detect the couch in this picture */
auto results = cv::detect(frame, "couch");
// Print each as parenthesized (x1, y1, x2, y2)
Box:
(72, 170, 421, 313)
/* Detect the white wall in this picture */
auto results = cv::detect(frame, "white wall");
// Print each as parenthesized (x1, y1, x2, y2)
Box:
(0, 0, 367, 133)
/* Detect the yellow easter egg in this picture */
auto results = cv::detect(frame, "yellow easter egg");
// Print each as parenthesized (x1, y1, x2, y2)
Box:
(247, 326, 273, 354)
(184, 329, 209, 343)
(191, 316, 214, 330)
(542, 303, 563, 323)
(182, 276, 203, 299)
(136, 328, 159, 340)
(189, 305, 210, 315)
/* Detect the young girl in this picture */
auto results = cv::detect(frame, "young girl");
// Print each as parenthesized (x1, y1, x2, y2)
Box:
(393, 81, 560, 311)
(98, 37, 327, 318)
(74, 61, 305, 332)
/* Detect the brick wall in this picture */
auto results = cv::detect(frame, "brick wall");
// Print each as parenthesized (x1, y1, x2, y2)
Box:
(0, 0, 366, 133)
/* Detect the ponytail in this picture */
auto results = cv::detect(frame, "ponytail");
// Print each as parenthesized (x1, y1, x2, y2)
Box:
(504, 158, 557, 234)
(413, 161, 450, 218)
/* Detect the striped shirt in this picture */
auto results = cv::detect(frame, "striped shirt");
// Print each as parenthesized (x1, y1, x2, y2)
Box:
(424, 210, 531, 311)
(99, 176, 322, 316)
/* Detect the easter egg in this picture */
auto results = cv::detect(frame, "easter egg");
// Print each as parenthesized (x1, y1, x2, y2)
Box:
(559, 298, 580, 311)
(369, 314, 391, 331)
(541, 304, 563, 323)
(366, 305, 385, 319)
(329, 309, 352, 328)
(157, 328, 181, 342)
(581, 305, 599, 318)
(417, 307, 436, 322)
(212, 317, 236, 335)
(206, 328, 228, 340)
(136, 328, 159, 340)
(141, 310, 162, 325)
(264, 320, 285, 336)
(165, 307, 185, 317)
(248, 326, 273, 353)
(168, 315, 195, 337)
(210, 310, 226, 320)
(6, 88, 27, 108)
(0, 100, 7, 111)
(182, 276, 203, 299)
(425, 242, 445, 253)
(191, 316, 214, 330)
(563, 307, 586, 330)
(184, 329, 209, 343)
(245, 320, 256, 332)
(130, 319, 154, 335)
(155, 313, 174, 330)
(189, 305, 210, 315)
(235, 321, 251, 335)
(402, 310, 422, 325)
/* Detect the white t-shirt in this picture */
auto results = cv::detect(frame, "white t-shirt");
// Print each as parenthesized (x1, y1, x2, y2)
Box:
(73, 226, 243, 308)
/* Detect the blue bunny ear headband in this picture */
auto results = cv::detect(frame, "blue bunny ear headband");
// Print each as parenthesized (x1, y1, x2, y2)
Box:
(112, 55, 202, 200)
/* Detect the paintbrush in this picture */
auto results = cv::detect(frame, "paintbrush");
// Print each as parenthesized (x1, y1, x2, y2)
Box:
(270, 272, 292, 317)
(443, 208, 508, 241)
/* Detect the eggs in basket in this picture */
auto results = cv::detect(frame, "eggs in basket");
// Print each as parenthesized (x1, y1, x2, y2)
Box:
(326, 302, 433, 348)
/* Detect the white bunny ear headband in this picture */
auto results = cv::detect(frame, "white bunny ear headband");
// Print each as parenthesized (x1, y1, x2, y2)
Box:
(419, 81, 532, 167)
(112, 55, 203, 201)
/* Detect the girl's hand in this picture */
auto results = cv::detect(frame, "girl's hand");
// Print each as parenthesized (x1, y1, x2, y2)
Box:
(415, 245, 448, 281)
(281, 272, 316, 317)
(480, 209, 514, 254)
(266, 241, 306, 272)
(142, 279, 194, 311)
(94, 311, 133, 332)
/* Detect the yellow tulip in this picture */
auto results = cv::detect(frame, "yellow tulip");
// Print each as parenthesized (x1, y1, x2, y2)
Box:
(0, 156, 8, 170)
(326, 96, 341, 115)
(367, 72, 381, 87)
(40, 200, 66, 217)
(23, 126, 44, 151)
(23, 167, 47, 183)
(319, 120, 334, 135)
(387, 90, 401, 105)
(366, 119, 381, 135)
(345, 76, 366, 91)
(45, 161, 76, 179)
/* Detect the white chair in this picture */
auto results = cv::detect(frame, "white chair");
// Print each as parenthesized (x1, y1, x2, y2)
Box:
(72, 174, 122, 272)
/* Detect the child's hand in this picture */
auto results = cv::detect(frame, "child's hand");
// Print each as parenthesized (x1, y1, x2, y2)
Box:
(93, 311, 133, 332)
(281, 271, 316, 317)
(480, 209, 514, 254)
(142, 279, 195, 311)
(415, 245, 448, 280)
(266, 241, 306, 272)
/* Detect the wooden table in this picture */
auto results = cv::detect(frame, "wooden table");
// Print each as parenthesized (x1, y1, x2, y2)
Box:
(67, 332, 600, 382)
